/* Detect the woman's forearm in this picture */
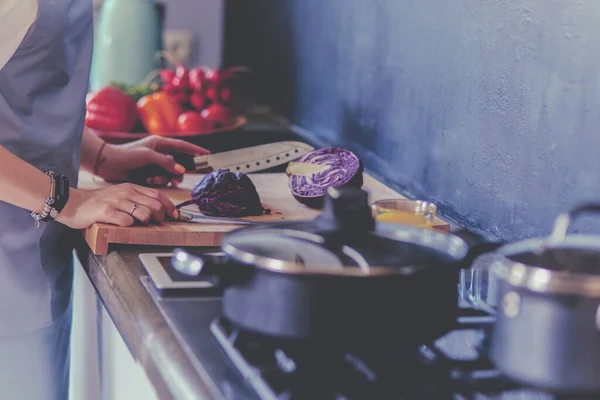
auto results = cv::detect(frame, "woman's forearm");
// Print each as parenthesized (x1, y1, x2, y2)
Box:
(0, 127, 107, 213)
(0, 145, 52, 213)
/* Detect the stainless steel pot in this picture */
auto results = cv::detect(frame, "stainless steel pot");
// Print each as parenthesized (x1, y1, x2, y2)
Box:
(483, 204, 600, 393)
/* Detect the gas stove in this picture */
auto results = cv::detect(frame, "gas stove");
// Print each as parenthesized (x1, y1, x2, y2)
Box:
(209, 311, 566, 400)
(140, 253, 596, 400)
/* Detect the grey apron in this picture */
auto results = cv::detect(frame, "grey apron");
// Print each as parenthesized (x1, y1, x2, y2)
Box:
(0, 0, 93, 336)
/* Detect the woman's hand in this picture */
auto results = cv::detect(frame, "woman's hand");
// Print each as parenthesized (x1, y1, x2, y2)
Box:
(56, 183, 179, 229)
(94, 136, 210, 187)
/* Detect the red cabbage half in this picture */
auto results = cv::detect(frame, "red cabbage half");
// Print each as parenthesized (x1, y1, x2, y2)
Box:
(286, 147, 363, 208)
(177, 169, 270, 217)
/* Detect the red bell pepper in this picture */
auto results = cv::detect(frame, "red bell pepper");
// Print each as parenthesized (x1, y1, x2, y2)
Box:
(85, 87, 138, 132)
(137, 92, 182, 134)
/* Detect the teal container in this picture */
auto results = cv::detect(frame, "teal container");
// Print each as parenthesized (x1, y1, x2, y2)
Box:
(90, 0, 164, 91)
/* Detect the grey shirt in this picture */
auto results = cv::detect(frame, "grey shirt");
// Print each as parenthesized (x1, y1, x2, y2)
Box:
(0, 0, 93, 336)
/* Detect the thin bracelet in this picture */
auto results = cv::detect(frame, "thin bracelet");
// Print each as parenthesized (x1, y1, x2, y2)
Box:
(93, 141, 108, 179)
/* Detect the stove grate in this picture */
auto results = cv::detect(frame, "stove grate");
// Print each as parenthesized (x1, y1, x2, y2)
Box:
(210, 315, 588, 400)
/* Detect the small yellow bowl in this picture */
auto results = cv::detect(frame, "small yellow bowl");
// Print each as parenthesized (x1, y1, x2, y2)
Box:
(370, 199, 437, 229)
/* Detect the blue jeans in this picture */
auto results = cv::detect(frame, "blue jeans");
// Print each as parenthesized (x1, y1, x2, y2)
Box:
(0, 303, 72, 400)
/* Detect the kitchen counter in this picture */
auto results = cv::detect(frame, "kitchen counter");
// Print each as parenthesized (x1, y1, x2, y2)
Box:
(75, 242, 226, 400)
(73, 113, 303, 400)
(72, 114, 467, 400)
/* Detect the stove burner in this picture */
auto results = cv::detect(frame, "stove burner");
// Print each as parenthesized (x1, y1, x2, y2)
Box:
(210, 313, 594, 400)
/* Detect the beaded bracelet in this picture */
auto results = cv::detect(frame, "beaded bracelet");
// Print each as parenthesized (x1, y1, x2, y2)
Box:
(31, 171, 57, 227)
(31, 171, 70, 227)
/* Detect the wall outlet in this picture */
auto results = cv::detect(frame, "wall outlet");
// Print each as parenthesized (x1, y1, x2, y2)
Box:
(163, 30, 194, 65)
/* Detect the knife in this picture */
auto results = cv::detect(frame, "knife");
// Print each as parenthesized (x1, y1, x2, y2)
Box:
(169, 209, 264, 225)
(129, 141, 314, 184)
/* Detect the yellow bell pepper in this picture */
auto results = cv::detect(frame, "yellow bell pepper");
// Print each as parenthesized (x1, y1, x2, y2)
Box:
(137, 92, 182, 134)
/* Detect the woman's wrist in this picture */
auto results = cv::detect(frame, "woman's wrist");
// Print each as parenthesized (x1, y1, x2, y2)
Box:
(92, 141, 109, 177)
(32, 173, 53, 214)
(55, 187, 85, 226)
(30, 171, 71, 226)
(92, 143, 120, 180)
(80, 127, 110, 173)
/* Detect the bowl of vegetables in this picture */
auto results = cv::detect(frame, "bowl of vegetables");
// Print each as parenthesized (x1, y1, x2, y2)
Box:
(85, 61, 249, 144)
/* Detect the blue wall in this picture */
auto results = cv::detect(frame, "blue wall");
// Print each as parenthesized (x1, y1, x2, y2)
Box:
(224, 0, 600, 241)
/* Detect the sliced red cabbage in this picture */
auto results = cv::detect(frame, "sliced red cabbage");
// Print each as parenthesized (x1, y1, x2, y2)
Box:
(286, 147, 363, 208)
(177, 169, 270, 217)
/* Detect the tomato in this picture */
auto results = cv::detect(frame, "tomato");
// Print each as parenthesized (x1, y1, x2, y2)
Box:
(200, 103, 233, 129)
(159, 69, 176, 89)
(204, 68, 222, 87)
(189, 67, 209, 92)
(189, 92, 207, 111)
(205, 66, 249, 87)
(173, 89, 189, 107)
(177, 111, 210, 134)
(206, 85, 232, 104)
(171, 65, 189, 90)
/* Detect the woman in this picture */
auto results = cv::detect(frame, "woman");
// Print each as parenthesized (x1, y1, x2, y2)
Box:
(0, 1, 209, 399)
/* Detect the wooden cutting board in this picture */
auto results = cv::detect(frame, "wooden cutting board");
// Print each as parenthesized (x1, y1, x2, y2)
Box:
(78, 170, 449, 255)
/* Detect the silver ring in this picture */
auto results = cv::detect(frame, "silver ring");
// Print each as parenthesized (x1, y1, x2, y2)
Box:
(129, 204, 139, 216)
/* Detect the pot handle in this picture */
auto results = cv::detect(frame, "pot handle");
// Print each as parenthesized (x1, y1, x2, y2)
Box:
(171, 248, 250, 287)
(452, 229, 504, 314)
(542, 204, 600, 250)
(452, 228, 504, 268)
(459, 254, 504, 315)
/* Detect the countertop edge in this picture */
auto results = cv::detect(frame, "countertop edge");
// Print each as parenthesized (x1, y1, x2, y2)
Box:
(75, 238, 225, 400)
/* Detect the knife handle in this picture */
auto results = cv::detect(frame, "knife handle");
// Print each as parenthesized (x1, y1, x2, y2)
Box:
(171, 152, 197, 171)
(127, 152, 197, 185)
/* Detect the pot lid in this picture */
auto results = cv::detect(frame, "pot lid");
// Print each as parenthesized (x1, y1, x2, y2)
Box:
(495, 204, 600, 297)
(221, 188, 469, 276)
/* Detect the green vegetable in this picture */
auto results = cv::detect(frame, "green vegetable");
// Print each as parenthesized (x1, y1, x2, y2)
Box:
(109, 81, 159, 102)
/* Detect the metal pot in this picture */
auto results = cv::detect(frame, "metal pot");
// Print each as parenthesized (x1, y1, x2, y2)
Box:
(486, 204, 600, 393)
(172, 188, 498, 347)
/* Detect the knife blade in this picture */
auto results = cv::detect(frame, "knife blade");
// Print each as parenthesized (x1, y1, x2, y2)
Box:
(169, 209, 264, 225)
(129, 141, 314, 184)
(185, 141, 314, 174)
